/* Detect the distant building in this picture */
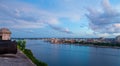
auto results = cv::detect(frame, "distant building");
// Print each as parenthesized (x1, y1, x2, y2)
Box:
(51, 38, 61, 44)
(116, 35, 120, 43)
(0, 28, 11, 40)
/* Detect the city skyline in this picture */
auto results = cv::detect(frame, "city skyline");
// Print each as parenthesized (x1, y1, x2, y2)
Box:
(0, 0, 120, 38)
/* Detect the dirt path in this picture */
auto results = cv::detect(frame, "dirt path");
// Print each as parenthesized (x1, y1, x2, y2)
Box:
(0, 50, 36, 66)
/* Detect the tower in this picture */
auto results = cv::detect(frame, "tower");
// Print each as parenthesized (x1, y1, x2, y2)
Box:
(0, 28, 11, 40)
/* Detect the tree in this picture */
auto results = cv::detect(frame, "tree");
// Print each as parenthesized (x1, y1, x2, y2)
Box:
(17, 40, 26, 51)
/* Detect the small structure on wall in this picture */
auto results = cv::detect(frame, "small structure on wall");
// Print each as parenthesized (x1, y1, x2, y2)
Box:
(0, 28, 11, 40)
(0, 28, 17, 54)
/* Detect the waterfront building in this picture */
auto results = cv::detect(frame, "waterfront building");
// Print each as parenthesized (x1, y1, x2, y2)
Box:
(51, 38, 62, 44)
(0, 28, 11, 40)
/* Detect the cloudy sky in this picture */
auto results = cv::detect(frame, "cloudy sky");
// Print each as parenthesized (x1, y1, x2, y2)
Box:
(0, 0, 120, 38)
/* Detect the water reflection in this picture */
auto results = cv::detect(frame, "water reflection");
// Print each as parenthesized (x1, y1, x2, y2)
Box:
(26, 40, 120, 66)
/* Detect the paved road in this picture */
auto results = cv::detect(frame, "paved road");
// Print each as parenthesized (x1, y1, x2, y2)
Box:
(0, 50, 36, 66)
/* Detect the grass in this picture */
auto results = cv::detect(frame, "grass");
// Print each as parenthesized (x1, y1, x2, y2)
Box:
(17, 40, 47, 66)
(23, 49, 47, 66)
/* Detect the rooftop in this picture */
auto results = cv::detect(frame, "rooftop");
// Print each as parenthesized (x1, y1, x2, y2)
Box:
(0, 28, 11, 34)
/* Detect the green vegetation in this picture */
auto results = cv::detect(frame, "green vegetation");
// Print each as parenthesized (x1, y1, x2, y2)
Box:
(17, 40, 26, 51)
(23, 49, 47, 66)
(17, 40, 47, 66)
(74, 41, 120, 47)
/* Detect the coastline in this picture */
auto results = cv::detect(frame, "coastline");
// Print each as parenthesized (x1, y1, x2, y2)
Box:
(17, 40, 47, 66)
(50, 42, 120, 49)
(78, 44, 120, 49)
(18, 49, 36, 66)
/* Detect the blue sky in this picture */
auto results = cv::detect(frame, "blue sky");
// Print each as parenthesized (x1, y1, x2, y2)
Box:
(0, 0, 120, 38)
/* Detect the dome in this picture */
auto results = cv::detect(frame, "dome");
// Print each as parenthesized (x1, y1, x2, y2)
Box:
(0, 28, 11, 34)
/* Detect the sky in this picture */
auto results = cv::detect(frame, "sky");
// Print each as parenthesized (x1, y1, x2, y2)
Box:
(0, 0, 120, 38)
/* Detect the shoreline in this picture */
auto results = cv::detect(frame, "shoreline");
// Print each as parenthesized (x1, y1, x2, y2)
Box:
(18, 49, 36, 66)
(17, 40, 47, 66)
(51, 42, 120, 49)
(77, 44, 120, 49)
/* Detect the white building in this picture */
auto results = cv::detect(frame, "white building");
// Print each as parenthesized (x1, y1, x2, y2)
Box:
(0, 28, 11, 40)
(116, 35, 120, 43)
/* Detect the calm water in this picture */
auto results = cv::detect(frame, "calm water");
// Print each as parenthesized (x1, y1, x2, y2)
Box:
(26, 40, 120, 66)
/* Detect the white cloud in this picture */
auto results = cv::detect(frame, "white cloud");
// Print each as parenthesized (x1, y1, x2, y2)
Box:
(0, 0, 74, 34)
(0, 1, 59, 28)
(48, 24, 73, 34)
(86, 0, 120, 36)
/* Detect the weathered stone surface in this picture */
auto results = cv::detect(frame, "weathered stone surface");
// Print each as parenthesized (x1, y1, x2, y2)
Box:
(0, 50, 36, 66)
(0, 40, 17, 54)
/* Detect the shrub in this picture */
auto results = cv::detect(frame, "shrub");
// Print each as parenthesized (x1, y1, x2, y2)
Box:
(23, 49, 47, 66)
(17, 40, 47, 66)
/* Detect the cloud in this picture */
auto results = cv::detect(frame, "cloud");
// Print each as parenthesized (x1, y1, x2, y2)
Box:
(48, 24, 73, 34)
(0, 1, 60, 29)
(86, 0, 120, 35)
(0, 0, 75, 34)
